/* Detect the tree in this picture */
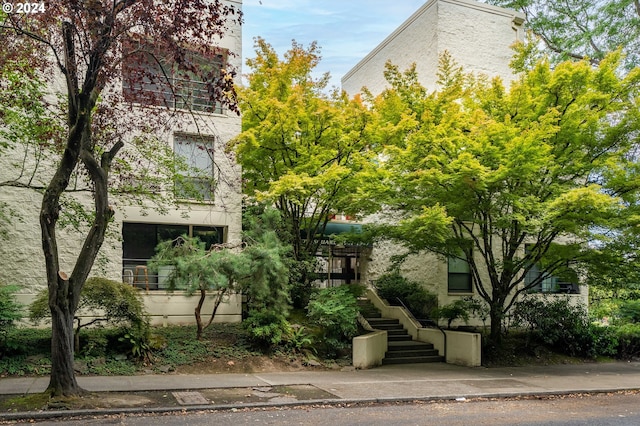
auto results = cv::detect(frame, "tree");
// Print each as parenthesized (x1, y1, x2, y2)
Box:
(231, 38, 378, 306)
(151, 207, 291, 341)
(152, 236, 247, 340)
(375, 52, 640, 345)
(486, 0, 640, 70)
(0, 1, 240, 396)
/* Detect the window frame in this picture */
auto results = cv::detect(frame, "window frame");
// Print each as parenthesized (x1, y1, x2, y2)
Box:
(173, 132, 216, 202)
(523, 244, 579, 294)
(122, 222, 225, 289)
(122, 38, 226, 114)
(447, 252, 473, 294)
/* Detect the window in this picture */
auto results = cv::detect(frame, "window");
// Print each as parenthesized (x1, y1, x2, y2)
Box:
(122, 222, 224, 289)
(122, 40, 224, 113)
(524, 261, 558, 292)
(524, 245, 579, 294)
(448, 253, 472, 293)
(174, 133, 215, 201)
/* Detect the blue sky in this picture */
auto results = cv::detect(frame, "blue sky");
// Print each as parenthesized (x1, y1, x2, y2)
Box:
(241, 0, 427, 89)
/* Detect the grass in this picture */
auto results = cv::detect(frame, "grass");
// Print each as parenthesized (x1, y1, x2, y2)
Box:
(0, 393, 51, 412)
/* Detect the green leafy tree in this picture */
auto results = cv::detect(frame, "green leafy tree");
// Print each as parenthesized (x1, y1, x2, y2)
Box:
(375, 52, 640, 345)
(231, 38, 379, 307)
(152, 207, 291, 342)
(242, 207, 292, 347)
(486, 0, 640, 70)
(0, 1, 239, 396)
(151, 236, 247, 341)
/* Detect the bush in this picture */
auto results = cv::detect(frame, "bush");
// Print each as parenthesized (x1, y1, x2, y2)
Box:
(435, 299, 472, 328)
(29, 277, 150, 359)
(375, 273, 438, 319)
(613, 323, 640, 359)
(0, 284, 22, 355)
(244, 310, 292, 348)
(511, 296, 609, 358)
(307, 286, 359, 357)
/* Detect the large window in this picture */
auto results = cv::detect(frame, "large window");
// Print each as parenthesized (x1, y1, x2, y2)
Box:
(448, 253, 473, 293)
(524, 245, 580, 294)
(122, 222, 224, 289)
(122, 40, 224, 113)
(174, 133, 215, 201)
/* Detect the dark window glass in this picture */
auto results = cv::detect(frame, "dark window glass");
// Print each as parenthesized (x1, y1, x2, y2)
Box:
(122, 41, 224, 113)
(193, 226, 224, 250)
(448, 254, 472, 293)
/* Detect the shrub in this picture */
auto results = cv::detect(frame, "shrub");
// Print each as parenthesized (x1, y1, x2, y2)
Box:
(29, 277, 150, 359)
(614, 323, 640, 359)
(286, 325, 315, 353)
(435, 299, 472, 328)
(244, 310, 292, 348)
(511, 296, 608, 358)
(375, 273, 438, 319)
(307, 286, 359, 357)
(0, 284, 23, 355)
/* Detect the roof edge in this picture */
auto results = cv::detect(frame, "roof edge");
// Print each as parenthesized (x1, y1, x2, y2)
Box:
(341, 0, 525, 86)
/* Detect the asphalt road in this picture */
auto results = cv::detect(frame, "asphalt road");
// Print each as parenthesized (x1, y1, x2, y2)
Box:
(18, 391, 640, 426)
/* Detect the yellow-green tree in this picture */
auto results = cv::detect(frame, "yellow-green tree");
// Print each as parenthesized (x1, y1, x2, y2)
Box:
(376, 52, 640, 345)
(231, 39, 379, 306)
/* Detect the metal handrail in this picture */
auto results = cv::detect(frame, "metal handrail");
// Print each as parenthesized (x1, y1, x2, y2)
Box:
(392, 296, 447, 360)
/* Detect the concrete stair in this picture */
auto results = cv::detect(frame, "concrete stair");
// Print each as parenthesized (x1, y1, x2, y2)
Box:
(358, 299, 444, 365)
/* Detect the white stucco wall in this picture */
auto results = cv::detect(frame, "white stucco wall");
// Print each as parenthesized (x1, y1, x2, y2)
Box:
(0, 0, 244, 322)
(342, 0, 524, 96)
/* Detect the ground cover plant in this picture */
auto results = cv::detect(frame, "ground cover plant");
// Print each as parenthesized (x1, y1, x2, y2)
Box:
(0, 321, 352, 378)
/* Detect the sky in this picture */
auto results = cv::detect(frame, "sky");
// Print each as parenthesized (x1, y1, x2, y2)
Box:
(241, 0, 427, 89)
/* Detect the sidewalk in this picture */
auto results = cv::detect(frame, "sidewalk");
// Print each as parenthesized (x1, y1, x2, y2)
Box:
(2, 361, 640, 420)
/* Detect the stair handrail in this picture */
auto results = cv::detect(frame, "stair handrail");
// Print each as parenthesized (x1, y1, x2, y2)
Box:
(391, 296, 447, 360)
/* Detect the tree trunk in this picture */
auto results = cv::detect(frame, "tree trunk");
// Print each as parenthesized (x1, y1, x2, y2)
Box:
(48, 303, 83, 396)
(487, 294, 507, 348)
(195, 288, 206, 340)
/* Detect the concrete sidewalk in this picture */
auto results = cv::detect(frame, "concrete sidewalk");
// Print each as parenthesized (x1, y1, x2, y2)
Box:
(2, 361, 640, 402)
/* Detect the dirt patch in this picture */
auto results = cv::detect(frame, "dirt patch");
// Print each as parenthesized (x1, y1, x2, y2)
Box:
(170, 354, 338, 375)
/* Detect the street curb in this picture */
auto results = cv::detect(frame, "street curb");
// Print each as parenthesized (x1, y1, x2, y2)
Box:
(2, 388, 639, 422)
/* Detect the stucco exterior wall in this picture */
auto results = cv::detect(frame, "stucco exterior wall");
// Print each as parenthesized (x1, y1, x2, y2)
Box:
(0, 0, 244, 323)
(366, 234, 589, 327)
(342, 0, 524, 96)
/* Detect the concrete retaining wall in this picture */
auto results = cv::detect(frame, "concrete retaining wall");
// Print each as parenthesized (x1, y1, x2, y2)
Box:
(15, 291, 243, 327)
(365, 288, 482, 367)
(352, 330, 388, 369)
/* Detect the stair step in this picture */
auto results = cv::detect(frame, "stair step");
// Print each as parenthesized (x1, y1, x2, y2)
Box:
(385, 329, 409, 335)
(357, 295, 445, 365)
(367, 318, 400, 326)
(385, 349, 440, 358)
(387, 341, 435, 351)
(382, 356, 445, 365)
(388, 334, 412, 341)
(370, 324, 404, 331)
